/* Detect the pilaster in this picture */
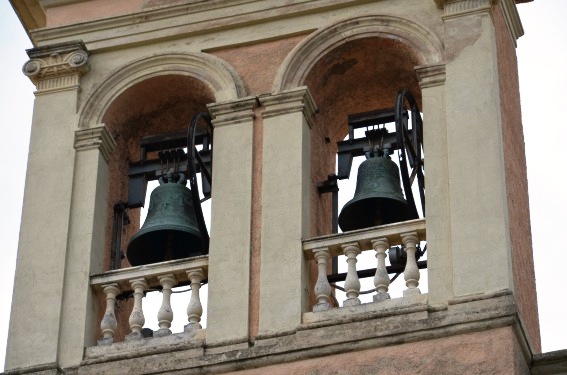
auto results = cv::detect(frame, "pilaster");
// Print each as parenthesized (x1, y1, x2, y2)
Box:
(257, 87, 316, 337)
(415, 64, 453, 306)
(205, 97, 257, 346)
(5, 41, 91, 371)
(58, 125, 115, 368)
(442, 2, 515, 297)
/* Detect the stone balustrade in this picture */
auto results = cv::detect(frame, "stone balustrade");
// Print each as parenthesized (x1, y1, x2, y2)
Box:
(303, 219, 426, 312)
(90, 256, 208, 345)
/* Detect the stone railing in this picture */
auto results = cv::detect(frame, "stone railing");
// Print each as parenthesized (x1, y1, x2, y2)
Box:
(303, 219, 426, 312)
(90, 256, 208, 345)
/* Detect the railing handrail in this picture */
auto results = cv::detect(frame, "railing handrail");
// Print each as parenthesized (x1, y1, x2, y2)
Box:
(305, 218, 426, 311)
(90, 255, 208, 291)
(302, 218, 426, 258)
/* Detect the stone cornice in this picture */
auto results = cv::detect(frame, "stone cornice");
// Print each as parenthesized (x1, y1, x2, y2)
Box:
(22, 40, 89, 94)
(74, 125, 116, 162)
(500, 0, 525, 45)
(208, 97, 258, 128)
(415, 64, 447, 89)
(259, 87, 317, 128)
(435, 0, 531, 7)
(29, 0, 382, 51)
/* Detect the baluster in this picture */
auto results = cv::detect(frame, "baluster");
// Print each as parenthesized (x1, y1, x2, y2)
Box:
(98, 283, 120, 345)
(126, 278, 148, 341)
(185, 268, 205, 332)
(341, 243, 361, 306)
(372, 238, 391, 302)
(155, 274, 176, 337)
(313, 247, 332, 312)
(401, 232, 421, 296)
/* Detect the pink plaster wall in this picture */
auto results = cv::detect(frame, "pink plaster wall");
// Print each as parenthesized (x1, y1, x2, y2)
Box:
(229, 327, 530, 375)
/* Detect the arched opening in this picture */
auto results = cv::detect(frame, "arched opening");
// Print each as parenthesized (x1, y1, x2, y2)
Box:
(305, 36, 424, 237)
(297, 35, 429, 306)
(97, 74, 216, 339)
(102, 74, 215, 270)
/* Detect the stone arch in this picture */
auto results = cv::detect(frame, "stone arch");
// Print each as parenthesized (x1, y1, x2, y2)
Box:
(79, 52, 247, 129)
(273, 14, 444, 92)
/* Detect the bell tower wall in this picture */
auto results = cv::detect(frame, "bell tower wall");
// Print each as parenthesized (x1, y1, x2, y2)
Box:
(4, 0, 542, 373)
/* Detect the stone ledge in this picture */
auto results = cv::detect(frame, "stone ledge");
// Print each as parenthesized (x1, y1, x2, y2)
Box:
(2, 363, 61, 375)
(302, 293, 429, 327)
(5, 292, 530, 374)
(84, 330, 206, 365)
(71, 292, 523, 374)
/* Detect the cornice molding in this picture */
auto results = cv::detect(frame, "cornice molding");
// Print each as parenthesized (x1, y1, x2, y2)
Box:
(435, 0, 531, 6)
(29, 0, 386, 50)
(38, 0, 85, 8)
(74, 125, 116, 162)
(22, 40, 89, 94)
(259, 87, 317, 128)
(500, 0, 524, 45)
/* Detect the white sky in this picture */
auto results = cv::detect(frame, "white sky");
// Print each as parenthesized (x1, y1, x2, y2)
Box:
(0, 0, 566, 369)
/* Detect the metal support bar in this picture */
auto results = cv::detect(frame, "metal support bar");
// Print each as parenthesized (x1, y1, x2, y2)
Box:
(317, 175, 340, 273)
(326, 260, 428, 284)
(127, 150, 212, 208)
(110, 203, 129, 270)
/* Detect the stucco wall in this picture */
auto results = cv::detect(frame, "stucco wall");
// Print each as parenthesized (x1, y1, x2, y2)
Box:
(228, 327, 529, 375)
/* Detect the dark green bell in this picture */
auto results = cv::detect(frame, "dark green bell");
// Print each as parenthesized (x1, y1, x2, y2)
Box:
(338, 153, 409, 232)
(127, 174, 205, 266)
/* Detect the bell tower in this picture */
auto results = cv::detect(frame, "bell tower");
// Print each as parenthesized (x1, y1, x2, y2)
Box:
(5, 0, 559, 374)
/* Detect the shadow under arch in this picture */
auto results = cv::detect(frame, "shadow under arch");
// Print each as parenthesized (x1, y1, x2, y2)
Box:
(273, 14, 444, 93)
(79, 52, 247, 129)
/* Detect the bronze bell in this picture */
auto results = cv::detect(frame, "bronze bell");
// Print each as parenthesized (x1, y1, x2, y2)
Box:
(127, 173, 205, 266)
(338, 152, 409, 232)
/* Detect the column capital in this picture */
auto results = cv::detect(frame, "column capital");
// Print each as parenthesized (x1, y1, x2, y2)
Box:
(416, 64, 446, 89)
(207, 96, 258, 128)
(74, 125, 116, 163)
(22, 40, 90, 94)
(259, 87, 317, 128)
(440, 0, 492, 19)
